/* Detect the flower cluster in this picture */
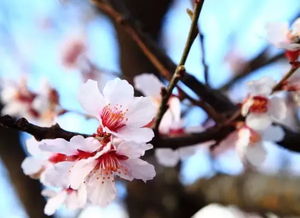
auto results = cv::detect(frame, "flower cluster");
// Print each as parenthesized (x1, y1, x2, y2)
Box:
(22, 78, 156, 215)
(1, 78, 62, 126)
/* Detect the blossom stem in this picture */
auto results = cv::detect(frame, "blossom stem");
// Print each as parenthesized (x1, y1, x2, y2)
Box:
(154, 1, 205, 133)
(272, 65, 300, 93)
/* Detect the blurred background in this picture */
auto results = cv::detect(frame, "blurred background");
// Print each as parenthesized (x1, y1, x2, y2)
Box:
(0, 0, 300, 217)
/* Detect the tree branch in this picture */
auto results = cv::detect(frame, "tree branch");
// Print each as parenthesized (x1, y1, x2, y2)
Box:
(92, 0, 236, 114)
(154, 1, 205, 132)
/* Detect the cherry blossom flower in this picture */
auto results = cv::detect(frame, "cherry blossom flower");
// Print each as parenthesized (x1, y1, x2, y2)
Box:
(241, 77, 286, 131)
(1, 78, 62, 126)
(42, 185, 87, 216)
(40, 136, 155, 207)
(39, 135, 102, 187)
(266, 18, 300, 62)
(1, 78, 37, 119)
(78, 78, 156, 143)
(235, 125, 284, 167)
(134, 73, 183, 132)
(60, 34, 86, 68)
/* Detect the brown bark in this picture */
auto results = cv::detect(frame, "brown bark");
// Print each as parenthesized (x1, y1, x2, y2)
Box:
(187, 172, 300, 216)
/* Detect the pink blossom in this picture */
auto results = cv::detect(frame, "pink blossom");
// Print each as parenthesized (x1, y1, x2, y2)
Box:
(78, 78, 156, 143)
(42, 185, 87, 216)
(266, 18, 300, 62)
(235, 125, 284, 167)
(241, 77, 286, 131)
(39, 135, 155, 207)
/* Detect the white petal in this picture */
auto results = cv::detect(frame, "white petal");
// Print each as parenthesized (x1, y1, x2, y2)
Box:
(39, 138, 77, 155)
(245, 142, 267, 166)
(116, 127, 154, 143)
(69, 159, 97, 189)
(262, 125, 285, 142)
(133, 73, 164, 98)
(42, 189, 57, 198)
(121, 158, 156, 182)
(78, 79, 105, 118)
(65, 185, 87, 209)
(126, 97, 156, 127)
(87, 172, 117, 207)
(103, 78, 134, 106)
(155, 148, 179, 167)
(70, 135, 100, 153)
(268, 96, 287, 121)
(247, 76, 276, 96)
(265, 22, 289, 48)
(41, 162, 73, 187)
(235, 128, 251, 158)
(246, 113, 272, 131)
(21, 157, 45, 175)
(25, 137, 44, 156)
(116, 141, 153, 158)
(44, 191, 67, 216)
(192, 203, 244, 218)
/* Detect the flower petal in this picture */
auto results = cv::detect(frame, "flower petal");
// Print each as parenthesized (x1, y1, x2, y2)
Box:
(247, 76, 276, 96)
(245, 142, 267, 166)
(268, 96, 287, 121)
(87, 171, 117, 207)
(121, 158, 156, 182)
(246, 113, 272, 131)
(21, 157, 45, 175)
(41, 161, 73, 187)
(262, 125, 285, 142)
(78, 79, 105, 118)
(265, 22, 289, 48)
(155, 148, 179, 167)
(44, 191, 67, 216)
(69, 159, 97, 189)
(134, 73, 163, 98)
(39, 138, 76, 155)
(65, 185, 87, 209)
(116, 127, 154, 143)
(126, 97, 156, 127)
(70, 135, 101, 153)
(103, 78, 134, 106)
(116, 141, 153, 158)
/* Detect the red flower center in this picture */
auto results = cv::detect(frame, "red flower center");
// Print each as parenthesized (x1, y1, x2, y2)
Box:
(249, 96, 268, 113)
(100, 105, 127, 132)
(49, 150, 96, 163)
(96, 150, 128, 173)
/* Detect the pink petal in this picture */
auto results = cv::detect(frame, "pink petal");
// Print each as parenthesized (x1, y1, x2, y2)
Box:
(246, 113, 272, 131)
(41, 162, 73, 187)
(78, 79, 105, 118)
(134, 73, 163, 98)
(122, 158, 156, 182)
(70, 135, 101, 153)
(39, 138, 77, 155)
(69, 159, 97, 189)
(268, 96, 287, 121)
(103, 78, 134, 106)
(87, 171, 117, 206)
(126, 96, 156, 127)
(65, 185, 87, 209)
(116, 141, 153, 158)
(44, 191, 67, 216)
(116, 127, 154, 143)
(155, 148, 180, 167)
(21, 157, 45, 175)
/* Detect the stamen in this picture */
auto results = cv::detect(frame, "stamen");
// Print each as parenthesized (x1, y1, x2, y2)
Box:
(100, 105, 127, 132)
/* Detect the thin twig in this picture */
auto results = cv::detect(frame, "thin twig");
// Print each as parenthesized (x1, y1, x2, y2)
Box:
(199, 30, 209, 85)
(272, 65, 300, 93)
(154, 1, 205, 133)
